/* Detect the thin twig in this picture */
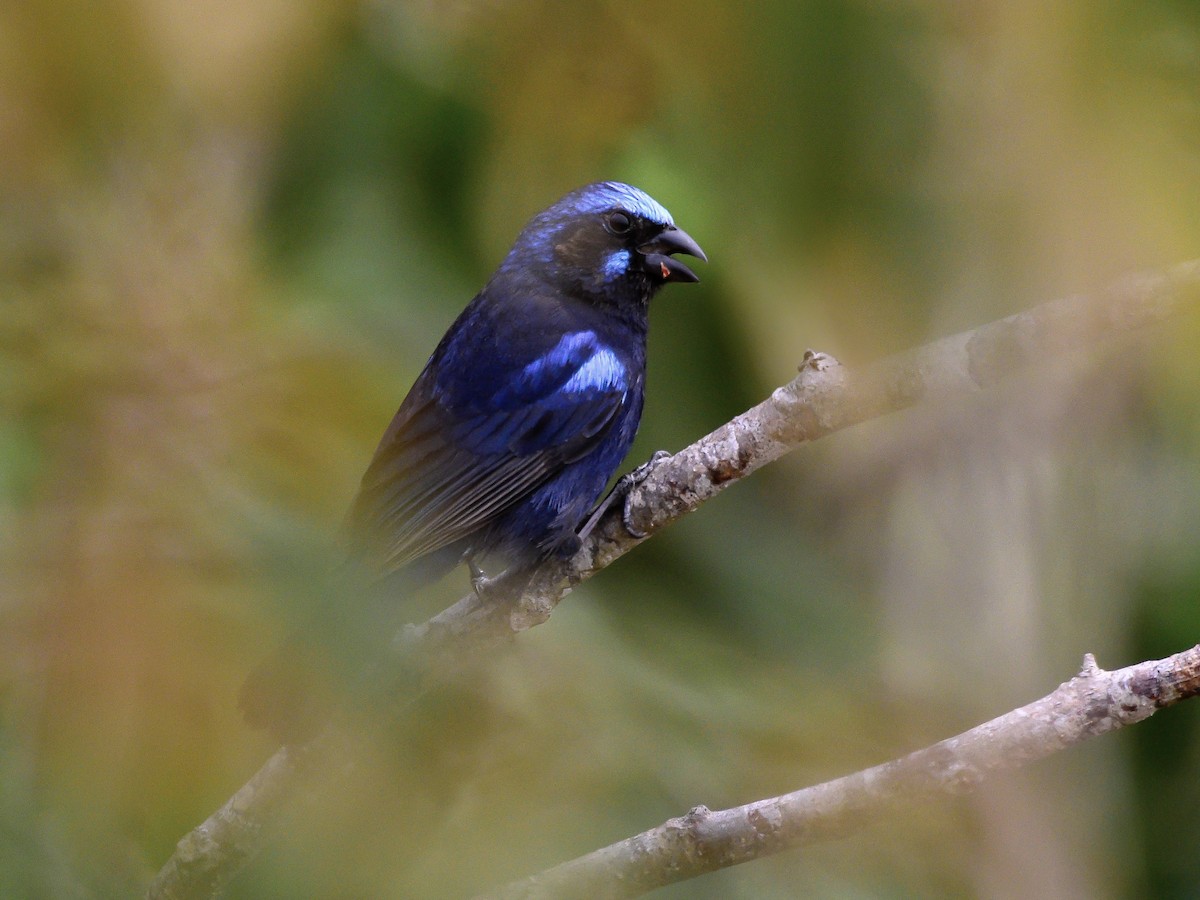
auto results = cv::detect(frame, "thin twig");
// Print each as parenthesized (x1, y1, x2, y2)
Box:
(145, 259, 1200, 899)
(481, 646, 1200, 899)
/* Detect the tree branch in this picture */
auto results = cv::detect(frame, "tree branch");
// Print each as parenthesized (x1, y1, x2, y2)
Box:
(482, 646, 1200, 900)
(145, 259, 1200, 899)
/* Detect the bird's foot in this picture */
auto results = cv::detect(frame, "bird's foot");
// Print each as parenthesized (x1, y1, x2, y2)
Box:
(619, 449, 671, 538)
(577, 450, 671, 542)
(469, 560, 505, 599)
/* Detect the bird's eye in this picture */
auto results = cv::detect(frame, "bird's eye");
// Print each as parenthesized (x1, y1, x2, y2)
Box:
(605, 211, 633, 235)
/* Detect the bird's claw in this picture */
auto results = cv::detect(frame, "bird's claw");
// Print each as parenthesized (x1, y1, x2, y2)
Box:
(625, 449, 671, 485)
(469, 560, 500, 598)
(577, 450, 671, 543)
(612, 450, 671, 540)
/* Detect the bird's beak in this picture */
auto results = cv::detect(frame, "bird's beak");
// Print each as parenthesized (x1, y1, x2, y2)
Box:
(639, 226, 707, 284)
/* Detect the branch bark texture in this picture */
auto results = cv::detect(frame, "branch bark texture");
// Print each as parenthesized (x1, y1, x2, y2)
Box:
(146, 259, 1200, 899)
(483, 646, 1200, 900)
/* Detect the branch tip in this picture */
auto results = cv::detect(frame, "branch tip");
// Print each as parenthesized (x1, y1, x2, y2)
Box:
(799, 348, 839, 374)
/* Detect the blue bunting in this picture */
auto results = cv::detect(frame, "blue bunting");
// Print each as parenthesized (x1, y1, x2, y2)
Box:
(347, 181, 705, 576)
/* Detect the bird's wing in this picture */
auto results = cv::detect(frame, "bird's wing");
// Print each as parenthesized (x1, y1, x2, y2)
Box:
(348, 329, 629, 572)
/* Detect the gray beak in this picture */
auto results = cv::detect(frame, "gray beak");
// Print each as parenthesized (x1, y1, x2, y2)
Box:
(639, 225, 707, 283)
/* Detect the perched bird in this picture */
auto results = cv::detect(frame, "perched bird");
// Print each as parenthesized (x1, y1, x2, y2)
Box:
(241, 181, 705, 741)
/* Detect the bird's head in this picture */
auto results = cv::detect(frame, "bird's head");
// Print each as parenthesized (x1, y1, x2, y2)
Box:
(499, 182, 706, 310)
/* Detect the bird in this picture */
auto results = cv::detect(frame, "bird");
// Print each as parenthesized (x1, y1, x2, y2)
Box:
(240, 181, 705, 742)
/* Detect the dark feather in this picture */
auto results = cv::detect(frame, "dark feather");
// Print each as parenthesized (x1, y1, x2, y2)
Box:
(347, 324, 630, 572)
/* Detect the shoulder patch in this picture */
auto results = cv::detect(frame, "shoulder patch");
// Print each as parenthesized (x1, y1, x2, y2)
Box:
(520, 331, 625, 394)
(562, 345, 625, 393)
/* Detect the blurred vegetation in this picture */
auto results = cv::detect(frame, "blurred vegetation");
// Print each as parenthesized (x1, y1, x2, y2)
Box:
(2, 1, 1200, 897)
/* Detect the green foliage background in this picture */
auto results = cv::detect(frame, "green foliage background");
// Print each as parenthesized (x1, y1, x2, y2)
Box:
(3, 1, 1200, 896)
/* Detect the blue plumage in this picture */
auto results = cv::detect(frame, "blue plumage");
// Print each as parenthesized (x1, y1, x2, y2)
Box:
(241, 182, 704, 741)
(346, 181, 705, 580)
(601, 249, 632, 282)
(560, 181, 675, 225)
(557, 337, 626, 395)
